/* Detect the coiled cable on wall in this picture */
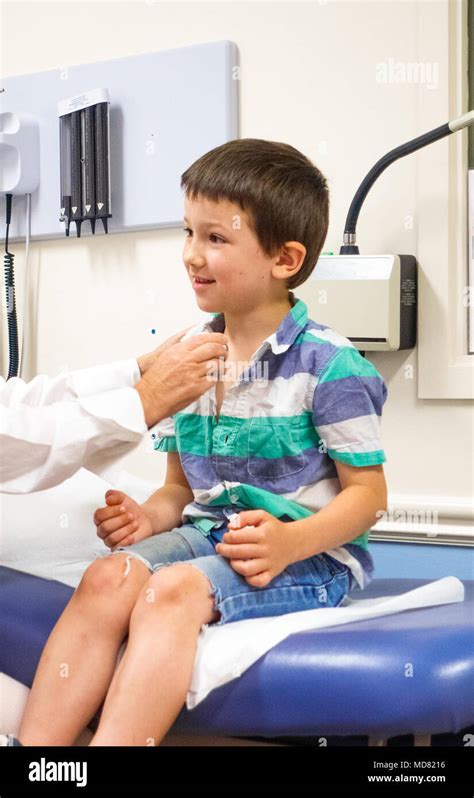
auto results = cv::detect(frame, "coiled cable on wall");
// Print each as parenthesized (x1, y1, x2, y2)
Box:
(3, 193, 19, 380)
(2, 193, 31, 380)
(19, 193, 32, 378)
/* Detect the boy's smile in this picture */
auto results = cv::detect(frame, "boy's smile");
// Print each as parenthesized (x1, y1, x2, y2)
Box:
(192, 276, 216, 290)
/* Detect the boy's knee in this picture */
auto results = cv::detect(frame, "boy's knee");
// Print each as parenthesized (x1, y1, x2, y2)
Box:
(77, 554, 150, 599)
(133, 563, 211, 610)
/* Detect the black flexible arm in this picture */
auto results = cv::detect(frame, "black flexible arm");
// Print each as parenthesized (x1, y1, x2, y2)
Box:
(340, 121, 452, 255)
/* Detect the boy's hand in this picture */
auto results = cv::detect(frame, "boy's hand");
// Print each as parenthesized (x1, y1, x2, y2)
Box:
(93, 490, 153, 550)
(215, 510, 294, 588)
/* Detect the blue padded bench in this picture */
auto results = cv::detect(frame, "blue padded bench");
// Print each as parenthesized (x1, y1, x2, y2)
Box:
(1, 565, 473, 744)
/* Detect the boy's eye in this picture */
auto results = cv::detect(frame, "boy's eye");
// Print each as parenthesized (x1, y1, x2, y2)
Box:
(182, 228, 225, 244)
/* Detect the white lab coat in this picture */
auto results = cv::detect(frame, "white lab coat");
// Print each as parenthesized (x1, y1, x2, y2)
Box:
(0, 359, 147, 494)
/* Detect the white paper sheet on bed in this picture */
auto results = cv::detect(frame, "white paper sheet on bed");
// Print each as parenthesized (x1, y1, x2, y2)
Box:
(187, 576, 464, 708)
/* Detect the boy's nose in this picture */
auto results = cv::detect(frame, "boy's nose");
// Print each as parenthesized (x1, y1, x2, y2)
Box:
(185, 246, 206, 269)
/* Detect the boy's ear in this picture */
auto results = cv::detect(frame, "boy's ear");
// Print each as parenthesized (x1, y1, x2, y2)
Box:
(273, 241, 306, 282)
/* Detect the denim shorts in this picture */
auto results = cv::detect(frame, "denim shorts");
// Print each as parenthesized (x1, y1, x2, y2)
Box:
(107, 523, 354, 627)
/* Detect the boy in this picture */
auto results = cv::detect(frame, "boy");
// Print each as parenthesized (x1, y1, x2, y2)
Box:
(12, 138, 388, 747)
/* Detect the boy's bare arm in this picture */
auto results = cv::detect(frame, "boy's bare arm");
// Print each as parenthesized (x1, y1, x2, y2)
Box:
(289, 462, 388, 563)
(141, 452, 194, 535)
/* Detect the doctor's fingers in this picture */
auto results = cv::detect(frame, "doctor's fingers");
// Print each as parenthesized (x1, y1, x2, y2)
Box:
(187, 332, 228, 350)
(191, 347, 229, 375)
(187, 339, 228, 362)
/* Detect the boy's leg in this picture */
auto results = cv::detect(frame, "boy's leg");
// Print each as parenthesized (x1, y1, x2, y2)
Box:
(89, 547, 352, 746)
(89, 562, 220, 747)
(18, 554, 151, 746)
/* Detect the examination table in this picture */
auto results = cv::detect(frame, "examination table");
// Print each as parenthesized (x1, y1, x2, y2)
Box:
(1, 565, 473, 746)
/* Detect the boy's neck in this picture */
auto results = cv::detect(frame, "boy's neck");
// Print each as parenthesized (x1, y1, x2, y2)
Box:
(223, 294, 293, 359)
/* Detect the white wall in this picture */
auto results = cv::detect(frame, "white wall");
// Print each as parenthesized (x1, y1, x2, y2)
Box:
(1, 1, 472, 518)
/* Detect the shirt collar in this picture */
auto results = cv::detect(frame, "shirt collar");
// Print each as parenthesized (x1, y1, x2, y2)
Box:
(201, 292, 308, 357)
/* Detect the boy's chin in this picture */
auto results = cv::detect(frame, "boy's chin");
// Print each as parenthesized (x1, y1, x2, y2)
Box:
(194, 294, 223, 314)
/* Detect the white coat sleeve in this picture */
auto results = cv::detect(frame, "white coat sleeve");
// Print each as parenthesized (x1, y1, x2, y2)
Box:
(0, 360, 147, 494)
(0, 359, 141, 407)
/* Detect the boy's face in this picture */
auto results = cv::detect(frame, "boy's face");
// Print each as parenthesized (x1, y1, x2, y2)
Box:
(183, 194, 288, 315)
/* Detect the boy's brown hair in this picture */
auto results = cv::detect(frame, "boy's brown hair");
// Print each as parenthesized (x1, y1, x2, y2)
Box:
(180, 138, 329, 289)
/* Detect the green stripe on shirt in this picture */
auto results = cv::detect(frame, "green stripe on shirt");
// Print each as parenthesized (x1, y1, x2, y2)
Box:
(168, 411, 320, 459)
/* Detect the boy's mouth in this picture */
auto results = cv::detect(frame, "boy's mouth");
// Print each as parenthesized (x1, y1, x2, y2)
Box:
(192, 276, 216, 290)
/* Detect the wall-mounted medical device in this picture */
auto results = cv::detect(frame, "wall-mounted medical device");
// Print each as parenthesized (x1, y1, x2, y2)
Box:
(58, 89, 111, 237)
(299, 111, 474, 352)
(300, 254, 416, 352)
(0, 112, 40, 195)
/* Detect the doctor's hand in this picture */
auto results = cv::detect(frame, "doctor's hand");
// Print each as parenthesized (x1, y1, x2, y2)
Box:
(135, 328, 228, 427)
(94, 489, 153, 550)
(215, 510, 294, 588)
(137, 326, 194, 376)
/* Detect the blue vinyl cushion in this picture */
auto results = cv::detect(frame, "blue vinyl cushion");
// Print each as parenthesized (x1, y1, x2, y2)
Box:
(0, 565, 473, 738)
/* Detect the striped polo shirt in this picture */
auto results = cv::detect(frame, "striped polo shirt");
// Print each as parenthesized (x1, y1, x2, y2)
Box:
(153, 292, 388, 590)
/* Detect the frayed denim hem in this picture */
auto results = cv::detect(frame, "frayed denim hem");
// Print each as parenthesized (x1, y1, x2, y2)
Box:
(152, 560, 225, 628)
